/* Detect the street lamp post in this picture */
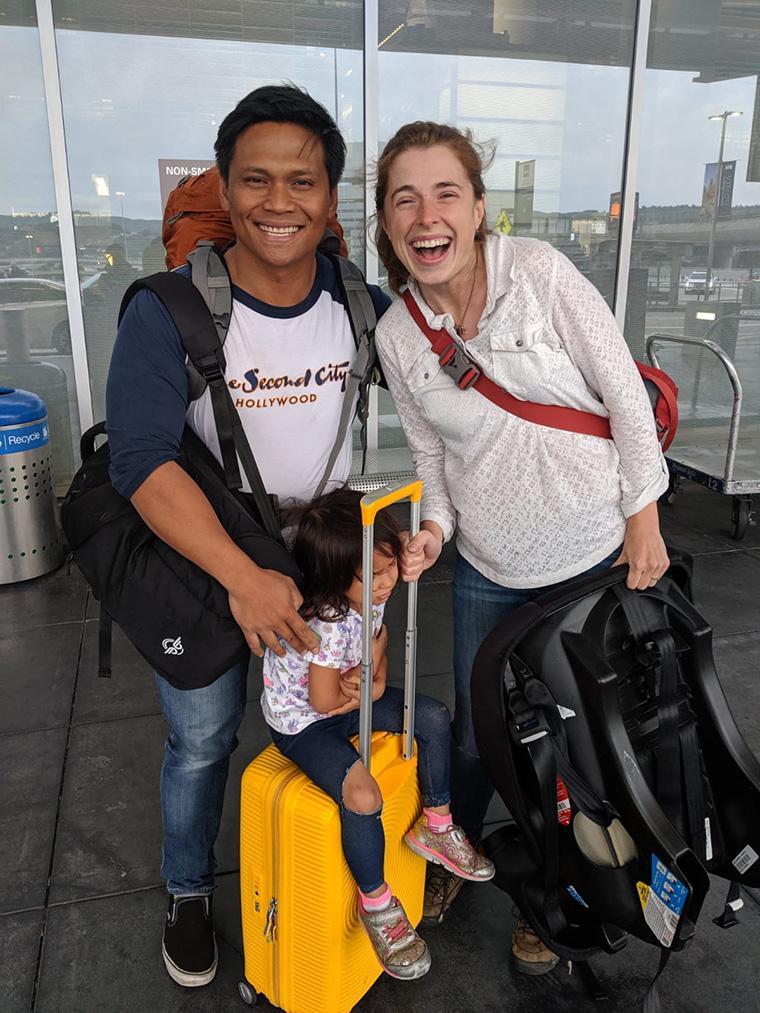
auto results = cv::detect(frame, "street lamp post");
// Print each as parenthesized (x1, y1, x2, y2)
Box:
(115, 190, 128, 259)
(704, 110, 742, 299)
(25, 234, 33, 259)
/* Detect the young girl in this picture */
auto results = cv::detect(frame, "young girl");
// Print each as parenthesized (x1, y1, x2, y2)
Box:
(262, 487, 494, 980)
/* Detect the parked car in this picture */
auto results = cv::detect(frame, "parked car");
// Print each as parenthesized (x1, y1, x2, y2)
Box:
(684, 271, 716, 294)
(0, 277, 69, 354)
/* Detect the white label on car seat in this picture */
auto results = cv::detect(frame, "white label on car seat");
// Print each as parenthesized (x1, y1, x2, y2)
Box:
(732, 845, 759, 876)
(704, 818, 713, 862)
(557, 705, 576, 720)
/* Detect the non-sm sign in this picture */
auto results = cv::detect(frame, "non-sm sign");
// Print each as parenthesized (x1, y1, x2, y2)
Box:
(158, 159, 216, 209)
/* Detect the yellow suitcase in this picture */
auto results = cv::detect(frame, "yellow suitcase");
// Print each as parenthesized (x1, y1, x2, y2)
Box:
(239, 481, 427, 1012)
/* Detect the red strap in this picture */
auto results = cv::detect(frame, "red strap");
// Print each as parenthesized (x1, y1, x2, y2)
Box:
(402, 290, 613, 441)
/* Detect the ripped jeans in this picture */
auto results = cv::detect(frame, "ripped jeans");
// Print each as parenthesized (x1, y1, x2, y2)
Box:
(269, 686, 450, 893)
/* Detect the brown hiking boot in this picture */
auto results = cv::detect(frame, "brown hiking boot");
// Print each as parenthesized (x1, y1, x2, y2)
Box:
(510, 915, 559, 975)
(422, 864, 466, 925)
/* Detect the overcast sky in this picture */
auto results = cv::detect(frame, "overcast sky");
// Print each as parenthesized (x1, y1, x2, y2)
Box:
(2, 25, 758, 221)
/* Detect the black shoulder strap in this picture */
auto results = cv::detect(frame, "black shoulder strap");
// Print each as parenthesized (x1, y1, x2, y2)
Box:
(118, 269, 282, 544)
(612, 587, 709, 862)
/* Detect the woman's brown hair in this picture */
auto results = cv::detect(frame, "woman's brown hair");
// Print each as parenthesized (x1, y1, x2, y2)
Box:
(373, 122, 492, 294)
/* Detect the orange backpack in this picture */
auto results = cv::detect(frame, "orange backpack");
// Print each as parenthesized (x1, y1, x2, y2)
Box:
(161, 165, 348, 269)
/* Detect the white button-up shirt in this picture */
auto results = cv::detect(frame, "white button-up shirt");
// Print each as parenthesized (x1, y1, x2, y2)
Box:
(376, 234, 669, 588)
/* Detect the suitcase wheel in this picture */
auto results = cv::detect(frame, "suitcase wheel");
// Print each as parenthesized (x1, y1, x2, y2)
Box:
(238, 980, 258, 1006)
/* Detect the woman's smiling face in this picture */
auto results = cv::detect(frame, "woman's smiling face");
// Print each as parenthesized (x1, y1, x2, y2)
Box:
(380, 143, 485, 291)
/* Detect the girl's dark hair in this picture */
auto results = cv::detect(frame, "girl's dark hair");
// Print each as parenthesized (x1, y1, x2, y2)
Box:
(373, 121, 492, 294)
(293, 487, 402, 621)
(214, 83, 346, 188)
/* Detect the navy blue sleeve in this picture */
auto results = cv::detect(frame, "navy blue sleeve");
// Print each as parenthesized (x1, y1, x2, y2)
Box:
(106, 288, 189, 499)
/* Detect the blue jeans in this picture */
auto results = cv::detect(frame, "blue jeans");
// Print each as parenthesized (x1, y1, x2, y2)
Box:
(270, 685, 451, 894)
(451, 548, 622, 843)
(154, 658, 249, 895)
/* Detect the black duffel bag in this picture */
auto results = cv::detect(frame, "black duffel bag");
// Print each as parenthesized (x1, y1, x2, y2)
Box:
(61, 423, 300, 689)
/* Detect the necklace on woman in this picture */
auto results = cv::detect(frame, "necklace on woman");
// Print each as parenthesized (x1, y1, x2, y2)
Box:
(453, 250, 480, 338)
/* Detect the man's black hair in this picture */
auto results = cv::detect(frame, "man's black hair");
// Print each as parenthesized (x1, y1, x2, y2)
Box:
(214, 83, 346, 189)
(292, 487, 401, 622)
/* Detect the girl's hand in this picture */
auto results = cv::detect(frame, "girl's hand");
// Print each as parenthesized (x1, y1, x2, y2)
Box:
(400, 523, 443, 582)
(614, 501, 669, 590)
(325, 697, 360, 717)
(338, 671, 361, 700)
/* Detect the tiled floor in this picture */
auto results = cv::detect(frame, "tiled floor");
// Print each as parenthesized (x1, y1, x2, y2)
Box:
(2, 481, 759, 1013)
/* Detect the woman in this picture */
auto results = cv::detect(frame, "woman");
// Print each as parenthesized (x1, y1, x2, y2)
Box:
(373, 122, 669, 972)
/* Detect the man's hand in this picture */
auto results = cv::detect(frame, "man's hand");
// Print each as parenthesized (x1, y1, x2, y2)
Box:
(399, 523, 443, 582)
(228, 567, 320, 658)
(614, 501, 669, 591)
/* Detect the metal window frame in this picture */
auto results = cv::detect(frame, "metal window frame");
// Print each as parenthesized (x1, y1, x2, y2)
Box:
(364, 0, 380, 450)
(614, 0, 654, 332)
(35, 0, 94, 438)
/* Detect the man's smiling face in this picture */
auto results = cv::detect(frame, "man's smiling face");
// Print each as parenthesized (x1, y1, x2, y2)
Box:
(219, 120, 336, 275)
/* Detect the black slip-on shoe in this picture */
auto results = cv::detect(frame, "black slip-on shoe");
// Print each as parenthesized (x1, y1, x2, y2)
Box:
(162, 894, 218, 987)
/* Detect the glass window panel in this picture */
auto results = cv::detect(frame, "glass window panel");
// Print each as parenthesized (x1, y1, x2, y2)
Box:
(0, 2, 77, 487)
(627, 0, 760, 478)
(377, 0, 638, 454)
(52, 1, 364, 421)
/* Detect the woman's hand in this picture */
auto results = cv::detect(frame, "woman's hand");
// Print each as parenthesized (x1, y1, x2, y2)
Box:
(400, 522, 444, 582)
(614, 501, 669, 590)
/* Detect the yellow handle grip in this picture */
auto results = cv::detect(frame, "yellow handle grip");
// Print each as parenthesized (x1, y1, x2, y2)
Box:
(360, 479, 422, 526)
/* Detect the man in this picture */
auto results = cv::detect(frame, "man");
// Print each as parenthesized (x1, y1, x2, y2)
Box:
(106, 85, 390, 987)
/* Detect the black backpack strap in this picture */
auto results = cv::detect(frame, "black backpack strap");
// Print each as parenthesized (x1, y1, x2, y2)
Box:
(118, 270, 282, 545)
(80, 421, 107, 462)
(98, 606, 112, 678)
(713, 880, 743, 929)
(509, 687, 566, 938)
(650, 628, 684, 826)
(186, 241, 233, 401)
(509, 679, 618, 940)
(523, 678, 614, 825)
(642, 948, 671, 1013)
(314, 254, 378, 495)
(613, 587, 709, 862)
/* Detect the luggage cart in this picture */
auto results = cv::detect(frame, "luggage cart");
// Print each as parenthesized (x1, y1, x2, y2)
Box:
(646, 332, 760, 539)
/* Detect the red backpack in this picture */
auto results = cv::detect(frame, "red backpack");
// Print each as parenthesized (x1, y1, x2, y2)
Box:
(402, 290, 678, 452)
(162, 165, 349, 269)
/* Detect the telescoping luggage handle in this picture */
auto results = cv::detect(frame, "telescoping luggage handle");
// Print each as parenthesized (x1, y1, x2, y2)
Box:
(358, 479, 423, 770)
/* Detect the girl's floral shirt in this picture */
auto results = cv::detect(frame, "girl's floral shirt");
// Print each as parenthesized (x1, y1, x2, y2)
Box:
(261, 604, 384, 735)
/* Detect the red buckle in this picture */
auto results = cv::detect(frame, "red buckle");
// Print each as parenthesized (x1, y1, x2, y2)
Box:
(457, 367, 479, 390)
(437, 341, 481, 390)
(438, 342, 457, 367)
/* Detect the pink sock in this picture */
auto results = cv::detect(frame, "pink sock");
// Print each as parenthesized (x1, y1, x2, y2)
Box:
(360, 883, 392, 912)
(424, 808, 453, 833)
